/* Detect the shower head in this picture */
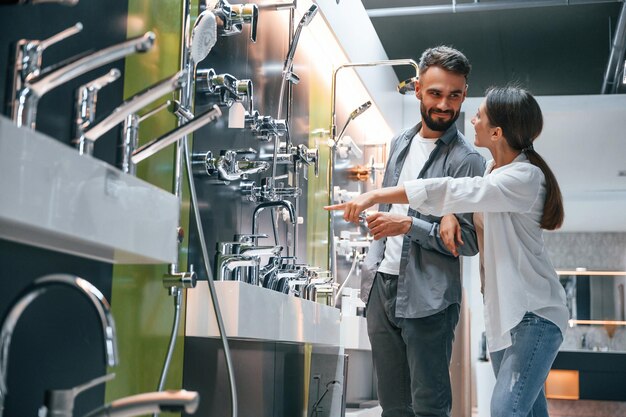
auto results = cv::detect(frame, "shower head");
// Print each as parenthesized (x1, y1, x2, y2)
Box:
(190, 9, 217, 65)
(300, 4, 319, 27)
(348, 100, 371, 121)
(397, 76, 418, 95)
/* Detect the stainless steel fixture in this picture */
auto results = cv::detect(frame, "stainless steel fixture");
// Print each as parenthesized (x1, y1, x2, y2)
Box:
(196, 68, 254, 112)
(131, 105, 222, 165)
(0, 274, 118, 417)
(244, 110, 287, 141)
(80, 70, 187, 152)
(10, 29, 155, 129)
(41, 373, 116, 417)
(192, 148, 270, 181)
(328, 59, 419, 280)
(83, 390, 199, 417)
(74, 69, 121, 155)
(203, 0, 259, 42)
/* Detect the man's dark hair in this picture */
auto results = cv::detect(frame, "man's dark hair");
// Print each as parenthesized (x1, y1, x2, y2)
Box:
(418, 46, 471, 80)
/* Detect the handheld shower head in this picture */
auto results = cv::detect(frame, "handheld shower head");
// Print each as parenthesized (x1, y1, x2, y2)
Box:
(190, 10, 218, 65)
(349, 100, 372, 120)
(301, 4, 319, 26)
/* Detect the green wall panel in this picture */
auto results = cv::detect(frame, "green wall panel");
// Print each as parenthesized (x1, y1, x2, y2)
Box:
(106, 0, 197, 410)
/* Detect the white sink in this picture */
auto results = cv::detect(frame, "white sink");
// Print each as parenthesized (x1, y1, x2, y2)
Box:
(0, 116, 179, 264)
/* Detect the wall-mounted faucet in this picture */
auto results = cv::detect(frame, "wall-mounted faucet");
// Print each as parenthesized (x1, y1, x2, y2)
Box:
(74, 69, 122, 155)
(78, 70, 186, 156)
(202, 0, 258, 42)
(192, 148, 270, 181)
(131, 105, 222, 165)
(0, 274, 118, 417)
(10, 28, 155, 129)
(196, 68, 253, 113)
(244, 110, 287, 141)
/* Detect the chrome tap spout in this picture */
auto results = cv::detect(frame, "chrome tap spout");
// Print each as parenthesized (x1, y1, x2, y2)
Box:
(252, 200, 296, 240)
(131, 105, 222, 165)
(82, 70, 187, 144)
(14, 32, 155, 129)
(218, 256, 260, 281)
(83, 390, 199, 417)
(0, 274, 118, 417)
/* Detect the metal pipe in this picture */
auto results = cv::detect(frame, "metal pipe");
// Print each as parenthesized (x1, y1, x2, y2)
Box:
(0, 275, 118, 417)
(83, 70, 186, 143)
(131, 105, 222, 164)
(182, 139, 238, 417)
(367, 0, 623, 18)
(15, 32, 155, 129)
(602, 1, 626, 93)
(328, 59, 418, 280)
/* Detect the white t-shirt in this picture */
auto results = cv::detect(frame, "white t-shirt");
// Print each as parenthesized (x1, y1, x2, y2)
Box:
(404, 154, 569, 352)
(378, 133, 438, 275)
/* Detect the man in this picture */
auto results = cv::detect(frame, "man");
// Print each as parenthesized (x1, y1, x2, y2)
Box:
(361, 46, 485, 417)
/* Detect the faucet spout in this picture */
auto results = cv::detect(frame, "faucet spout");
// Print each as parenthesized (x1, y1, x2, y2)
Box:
(0, 274, 118, 417)
(14, 32, 155, 129)
(82, 70, 187, 144)
(252, 200, 296, 236)
(83, 390, 199, 417)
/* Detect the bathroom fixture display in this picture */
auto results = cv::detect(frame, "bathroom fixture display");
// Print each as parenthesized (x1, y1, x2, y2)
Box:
(74, 69, 122, 155)
(0, 274, 118, 417)
(81, 70, 187, 151)
(83, 390, 199, 417)
(244, 110, 287, 141)
(202, 0, 259, 42)
(0, 115, 179, 263)
(9, 28, 155, 129)
(196, 68, 254, 112)
(327, 59, 419, 280)
(131, 105, 222, 165)
(192, 148, 270, 181)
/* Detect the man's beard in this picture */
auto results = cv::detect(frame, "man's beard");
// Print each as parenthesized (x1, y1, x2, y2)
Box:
(421, 103, 460, 132)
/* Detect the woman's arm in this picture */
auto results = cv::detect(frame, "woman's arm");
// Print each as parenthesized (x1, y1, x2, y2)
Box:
(324, 185, 408, 224)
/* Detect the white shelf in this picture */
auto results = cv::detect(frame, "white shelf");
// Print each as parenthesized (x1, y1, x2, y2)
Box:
(186, 281, 341, 345)
(0, 116, 179, 264)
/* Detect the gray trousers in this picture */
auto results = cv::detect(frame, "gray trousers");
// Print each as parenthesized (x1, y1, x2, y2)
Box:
(367, 272, 460, 417)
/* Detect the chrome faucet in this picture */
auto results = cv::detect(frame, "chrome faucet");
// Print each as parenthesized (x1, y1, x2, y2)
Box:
(252, 200, 296, 244)
(79, 70, 187, 153)
(74, 69, 122, 155)
(192, 148, 270, 181)
(203, 0, 259, 42)
(196, 68, 254, 113)
(130, 105, 222, 165)
(218, 256, 260, 281)
(83, 390, 199, 417)
(11, 30, 155, 129)
(0, 274, 118, 417)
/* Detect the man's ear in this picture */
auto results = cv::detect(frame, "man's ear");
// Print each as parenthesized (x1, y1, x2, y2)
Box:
(414, 81, 422, 101)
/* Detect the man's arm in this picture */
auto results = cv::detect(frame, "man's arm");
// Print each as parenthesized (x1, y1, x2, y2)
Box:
(405, 152, 485, 257)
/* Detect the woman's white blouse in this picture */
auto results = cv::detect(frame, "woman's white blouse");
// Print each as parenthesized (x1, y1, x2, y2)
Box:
(404, 154, 569, 352)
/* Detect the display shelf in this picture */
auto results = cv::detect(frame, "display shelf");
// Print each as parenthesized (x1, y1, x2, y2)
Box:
(0, 116, 179, 264)
(185, 281, 341, 345)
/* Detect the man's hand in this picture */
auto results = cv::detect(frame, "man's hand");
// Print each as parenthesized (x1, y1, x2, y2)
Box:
(440, 214, 464, 257)
(365, 212, 412, 240)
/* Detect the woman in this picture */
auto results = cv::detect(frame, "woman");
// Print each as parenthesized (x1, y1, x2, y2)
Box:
(326, 86, 568, 417)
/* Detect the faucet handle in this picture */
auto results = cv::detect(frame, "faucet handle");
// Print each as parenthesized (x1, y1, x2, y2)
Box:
(42, 373, 115, 417)
(231, 3, 258, 42)
(18, 22, 83, 81)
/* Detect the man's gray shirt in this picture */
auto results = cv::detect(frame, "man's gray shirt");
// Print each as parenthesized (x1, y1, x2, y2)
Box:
(360, 122, 486, 318)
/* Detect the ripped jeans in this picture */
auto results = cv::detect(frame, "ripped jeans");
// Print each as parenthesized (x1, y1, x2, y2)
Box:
(489, 313, 563, 417)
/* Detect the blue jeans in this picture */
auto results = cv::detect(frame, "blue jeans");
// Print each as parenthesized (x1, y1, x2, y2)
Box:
(367, 272, 460, 417)
(489, 313, 563, 417)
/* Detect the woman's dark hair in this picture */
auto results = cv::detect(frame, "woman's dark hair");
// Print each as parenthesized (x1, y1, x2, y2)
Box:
(484, 86, 564, 230)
